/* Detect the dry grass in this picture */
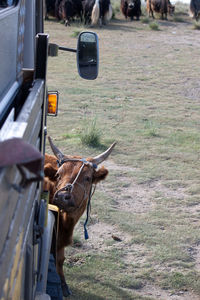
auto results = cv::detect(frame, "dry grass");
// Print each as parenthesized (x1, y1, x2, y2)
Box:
(45, 3, 200, 299)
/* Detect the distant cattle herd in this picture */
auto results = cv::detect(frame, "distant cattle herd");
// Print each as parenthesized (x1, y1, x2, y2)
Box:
(44, 0, 112, 26)
(44, 0, 200, 25)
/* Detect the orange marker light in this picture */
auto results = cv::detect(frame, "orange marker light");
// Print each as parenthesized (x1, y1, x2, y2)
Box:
(47, 91, 59, 116)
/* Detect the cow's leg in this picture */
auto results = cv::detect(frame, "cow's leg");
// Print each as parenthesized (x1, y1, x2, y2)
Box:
(125, 5, 128, 19)
(150, 9, 154, 18)
(43, 0, 48, 20)
(84, 13, 88, 24)
(65, 19, 71, 26)
(125, 10, 128, 19)
(80, 12, 83, 22)
(57, 247, 72, 297)
(99, 16, 102, 27)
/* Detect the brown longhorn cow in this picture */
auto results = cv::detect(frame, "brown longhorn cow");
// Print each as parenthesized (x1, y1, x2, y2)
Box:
(44, 136, 116, 297)
(146, 0, 175, 19)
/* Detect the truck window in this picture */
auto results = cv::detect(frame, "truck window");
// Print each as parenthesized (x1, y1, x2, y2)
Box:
(0, 0, 15, 8)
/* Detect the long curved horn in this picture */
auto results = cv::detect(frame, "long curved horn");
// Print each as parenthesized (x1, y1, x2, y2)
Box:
(91, 142, 116, 165)
(48, 136, 65, 161)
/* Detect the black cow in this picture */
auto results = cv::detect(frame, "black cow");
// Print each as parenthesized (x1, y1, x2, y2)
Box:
(121, 0, 141, 20)
(45, 0, 83, 24)
(57, 0, 83, 25)
(190, 0, 200, 21)
(44, 0, 56, 19)
(83, 0, 112, 25)
(82, 0, 95, 24)
(55, 0, 62, 19)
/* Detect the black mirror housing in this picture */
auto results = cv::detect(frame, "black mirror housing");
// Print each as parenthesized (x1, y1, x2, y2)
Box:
(77, 32, 99, 80)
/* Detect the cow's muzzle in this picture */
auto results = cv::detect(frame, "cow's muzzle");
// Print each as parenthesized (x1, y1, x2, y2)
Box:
(53, 184, 76, 211)
(128, 3, 134, 8)
(53, 193, 75, 210)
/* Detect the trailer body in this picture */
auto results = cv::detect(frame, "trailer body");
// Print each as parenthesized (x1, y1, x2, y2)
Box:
(0, 1, 57, 299)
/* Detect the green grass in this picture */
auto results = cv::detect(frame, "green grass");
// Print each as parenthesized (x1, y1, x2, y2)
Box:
(80, 118, 102, 147)
(173, 15, 185, 23)
(149, 22, 160, 30)
(161, 271, 200, 294)
(71, 30, 81, 38)
(141, 17, 150, 24)
(193, 22, 200, 30)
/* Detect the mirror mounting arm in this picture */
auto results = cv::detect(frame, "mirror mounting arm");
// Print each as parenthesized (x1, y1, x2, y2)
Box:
(48, 43, 76, 57)
(58, 46, 77, 53)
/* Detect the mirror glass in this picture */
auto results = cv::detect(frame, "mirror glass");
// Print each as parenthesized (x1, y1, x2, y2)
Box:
(77, 32, 99, 80)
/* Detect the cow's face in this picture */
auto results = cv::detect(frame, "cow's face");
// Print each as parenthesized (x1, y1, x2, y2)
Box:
(128, 0, 135, 9)
(52, 160, 108, 213)
(45, 136, 116, 214)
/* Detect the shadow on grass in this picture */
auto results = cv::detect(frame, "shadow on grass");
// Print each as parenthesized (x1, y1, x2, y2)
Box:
(45, 16, 143, 32)
(67, 273, 149, 300)
(95, 18, 143, 32)
(45, 16, 192, 32)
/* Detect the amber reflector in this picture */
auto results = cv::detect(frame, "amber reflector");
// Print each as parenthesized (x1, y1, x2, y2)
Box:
(47, 92, 59, 116)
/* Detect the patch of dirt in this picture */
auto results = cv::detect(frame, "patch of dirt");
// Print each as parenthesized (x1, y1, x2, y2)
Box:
(77, 221, 133, 252)
(148, 181, 186, 201)
(110, 176, 155, 214)
(185, 203, 200, 214)
(74, 216, 151, 267)
(103, 160, 187, 214)
(136, 284, 200, 300)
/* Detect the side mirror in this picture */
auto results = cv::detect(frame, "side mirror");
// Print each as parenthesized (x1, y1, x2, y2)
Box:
(77, 32, 99, 80)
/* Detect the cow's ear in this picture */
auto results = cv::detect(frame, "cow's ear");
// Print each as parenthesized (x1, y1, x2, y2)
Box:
(44, 163, 58, 181)
(92, 166, 108, 184)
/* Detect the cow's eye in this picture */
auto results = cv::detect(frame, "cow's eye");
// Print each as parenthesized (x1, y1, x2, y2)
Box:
(85, 176, 91, 182)
(56, 173, 61, 180)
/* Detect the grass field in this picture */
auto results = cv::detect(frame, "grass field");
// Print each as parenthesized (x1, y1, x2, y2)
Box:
(45, 3, 200, 299)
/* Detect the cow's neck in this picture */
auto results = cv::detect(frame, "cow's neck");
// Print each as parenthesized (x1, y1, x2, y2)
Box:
(58, 201, 89, 248)
(60, 212, 75, 231)
(58, 213, 75, 247)
(61, 202, 86, 226)
(59, 208, 84, 236)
